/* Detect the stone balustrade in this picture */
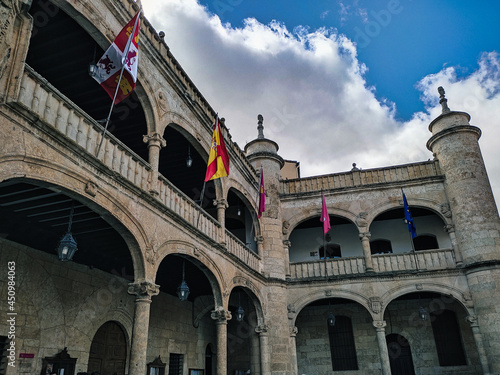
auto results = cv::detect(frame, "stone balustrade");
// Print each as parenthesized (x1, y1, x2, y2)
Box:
(289, 248, 456, 279)
(280, 161, 442, 195)
(16, 65, 261, 273)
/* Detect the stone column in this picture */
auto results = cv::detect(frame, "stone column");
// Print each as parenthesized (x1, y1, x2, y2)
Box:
(283, 240, 291, 279)
(373, 320, 391, 375)
(211, 307, 231, 375)
(127, 281, 159, 375)
(359, 232, 374, 272)
(214, 198, 228, 244)
(250, 330, 261, 375)
(255, 324, 271, 375)
(143, 132, 166, 195)
(289, 326, 298, 375)
(444, 224, 463, 265)
(467, 315, 491, 374)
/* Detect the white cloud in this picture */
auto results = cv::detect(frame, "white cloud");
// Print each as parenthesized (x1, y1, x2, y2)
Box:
(141, 0, 500, 206)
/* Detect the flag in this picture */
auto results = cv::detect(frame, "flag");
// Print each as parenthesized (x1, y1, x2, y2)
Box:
(204, 116, 230, 181)
(258, 167, 265, 218)
(93, 12, 140, 104)
(402, 189, 417, 239)
(320, 194, 330, 235)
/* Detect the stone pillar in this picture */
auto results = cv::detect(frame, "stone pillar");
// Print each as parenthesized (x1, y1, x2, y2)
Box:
(214, 198, 228, 244)
(467, 315, 491, 374)
(255, 324, 271, 375)
(373, 320, 391, 375)
(143, 133, 166, 195)
(256, 235, 264, 256)
(211, 307, 231, 375)
(444, 224, 463, 266)
(359, 232, 374, 272)
(289, 326, 298, 375)
(250, 329, 261, 375)
(283, 240, 291, 278)
(127, 281, 159, 375)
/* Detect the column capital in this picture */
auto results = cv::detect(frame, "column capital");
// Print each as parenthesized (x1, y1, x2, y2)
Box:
(444, 224, 455, 233)
(211, 307, 232, 323)
(128, 281, 160, 300)
(143, 132, 166, 148)
(289, 326, 298, 337)
(372, 320, 387, 331)
(283, 239, 291, 248)
(214, 198, 228, 209)
(255, 323, 269, 335)
(255, 235, 264, 244)
(359, 231, 371, 240)
(466, 315, 479, 327)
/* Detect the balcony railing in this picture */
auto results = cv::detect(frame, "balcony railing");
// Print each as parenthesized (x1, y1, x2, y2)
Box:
(15, 65, 260, 272)
(280, 161, 442, 195)
(289, 249, 456, 279)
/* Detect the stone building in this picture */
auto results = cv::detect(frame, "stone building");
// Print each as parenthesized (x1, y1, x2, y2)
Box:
(1, 1, 499, 375)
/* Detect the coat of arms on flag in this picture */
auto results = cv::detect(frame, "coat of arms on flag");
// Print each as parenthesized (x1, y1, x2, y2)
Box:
(92, 12, 140, 104)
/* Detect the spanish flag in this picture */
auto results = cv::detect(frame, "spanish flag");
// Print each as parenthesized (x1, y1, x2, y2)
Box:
(204, 116, 230, 181)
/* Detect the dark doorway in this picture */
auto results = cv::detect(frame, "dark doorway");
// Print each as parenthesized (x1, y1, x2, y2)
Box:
(386, 334, 415, 375)
(205, 344, 213, 375)
(88, 321, 127, 375)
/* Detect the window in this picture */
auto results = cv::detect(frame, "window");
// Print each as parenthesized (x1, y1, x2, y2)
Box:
(430, 310, 466, 366)
(320, 243, 341, 259)
(327, 316, 358, 371)
(370, 239, 393, 254)
(168, 354, 184, 375)
(413, 234, 438, 250)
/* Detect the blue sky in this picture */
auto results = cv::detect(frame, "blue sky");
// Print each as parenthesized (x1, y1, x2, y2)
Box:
(141, 0, 500, 204)
(199, 0, 500, 121)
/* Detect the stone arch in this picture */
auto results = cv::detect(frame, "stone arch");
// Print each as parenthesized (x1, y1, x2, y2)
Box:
(366, 196, 452, 230)
(155, 240, 226, 307)
(230, 276, 265, 325)
(288, 289, 372, 326)
(0, 161, 149, 280)
(380, 282, 473, 318)
(285, 206, 358, 240)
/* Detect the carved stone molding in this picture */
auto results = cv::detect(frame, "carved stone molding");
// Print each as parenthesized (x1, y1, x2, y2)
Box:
(211, 306, 232, 323)
(289, 326, 298, 337)
(466, 315, 478, 327)
(85, 180, 98, 197)
(369, 297, 382, 314)
(287, 304, 296, 320)
(444, 224, 455, 233)
(213, 198, 228, 209)
(440, 203, 452, 218)
(359, 231, 371, 241)
(356, 212, 368, 227)
(372, 320, 387, 331)
(143, 132, 166, 148)
(255, 324, 268, 334)
(128, 281, 160, 300)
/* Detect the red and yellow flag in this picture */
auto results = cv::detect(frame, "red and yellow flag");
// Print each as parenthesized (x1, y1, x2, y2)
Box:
(204, 116, 230, 181)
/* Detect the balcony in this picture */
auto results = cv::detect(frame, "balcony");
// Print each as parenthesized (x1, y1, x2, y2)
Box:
(288, 248, 457, 280)
(12, 65, 260, 272)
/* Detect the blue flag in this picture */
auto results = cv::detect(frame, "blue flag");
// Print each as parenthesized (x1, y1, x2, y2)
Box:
(402, 190, 417, 239)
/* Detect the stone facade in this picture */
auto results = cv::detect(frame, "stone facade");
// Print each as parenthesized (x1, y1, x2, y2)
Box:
(0, 1, 500, 375)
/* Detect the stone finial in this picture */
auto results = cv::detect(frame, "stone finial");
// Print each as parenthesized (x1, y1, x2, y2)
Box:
(257, 114, 264, 139)
(438, 86, 450, 114)
(159, 31, 165, 40)
(351, 163, 359, 171)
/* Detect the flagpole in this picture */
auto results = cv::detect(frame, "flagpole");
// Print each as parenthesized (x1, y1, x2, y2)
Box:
(196, 180, 207, 228)
(323, 229, 327, 278)
(95, 10, 141, 158)
(409, 231, 419, 271)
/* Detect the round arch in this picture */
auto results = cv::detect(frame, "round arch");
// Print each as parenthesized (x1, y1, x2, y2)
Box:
(285, 206, 358, 241)
(289, 289, 372, 326)
(155, 240, 226, 307)
(366, 196, 452, 230)
(0, 162, 149, 280)
(229, 276, 266, 325)
(380, 282, 473, 317)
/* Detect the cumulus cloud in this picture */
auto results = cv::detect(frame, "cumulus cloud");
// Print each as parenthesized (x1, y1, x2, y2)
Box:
(141, 0, 500, 206)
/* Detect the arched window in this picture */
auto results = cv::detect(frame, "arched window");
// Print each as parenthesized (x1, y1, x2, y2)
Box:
(370, 239, 393, 254)
(320, 243, 341, 259)
(413, 234, 439, 250)
(430, 310, 466, 366)
(327, 316, 358, 371)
